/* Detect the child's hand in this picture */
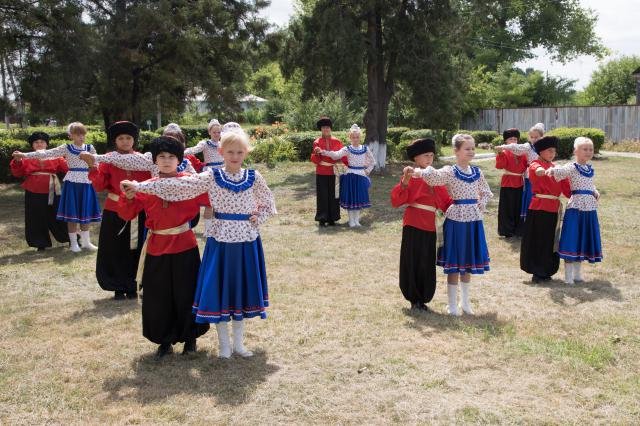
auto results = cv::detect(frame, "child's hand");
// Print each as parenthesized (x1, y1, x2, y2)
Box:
(403, 166, 414, 177)
(544, 169, 554, 177)
(534, 167, 546, 176)
(79, 152, 95, 167)
(313, 146, 322, 154)
(594, 190, 600, 200)
(249, 211, 259, 225)
(120, 180, 138, 194)
(411, 167, 423, 178)
(493, 145, 503, 152)
(12, 151, 25, 160)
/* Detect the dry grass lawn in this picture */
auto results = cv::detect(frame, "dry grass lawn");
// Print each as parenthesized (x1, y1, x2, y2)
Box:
(1, 156, 639, 424)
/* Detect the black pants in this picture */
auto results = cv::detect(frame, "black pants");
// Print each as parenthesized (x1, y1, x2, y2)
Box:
(399, 226, 437, 304)
(498, 186, 524, 237)
(520, 209, 559, 278)
(141, 247, 209, 345)
(96, 209, 145, 293)
(315, 174, 340, 223)
(24, 191, 69, 248)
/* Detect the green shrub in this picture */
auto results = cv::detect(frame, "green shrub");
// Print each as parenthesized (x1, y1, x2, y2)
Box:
(0, 139, 70, 182)
(386, 127, 410, 145)
(546, 127, 604, 159)
(400, 129, 438, 142)
(283, 91, 363, 131)
(248, 137, 298, 167)
(159, 125, 209, 146)
(283, 131, 348, 161)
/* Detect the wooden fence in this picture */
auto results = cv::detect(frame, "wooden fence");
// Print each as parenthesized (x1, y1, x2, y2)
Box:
(461, 105, 640, 142)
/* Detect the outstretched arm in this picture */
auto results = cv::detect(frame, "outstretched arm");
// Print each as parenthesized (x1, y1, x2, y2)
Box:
(124, 172, 212, 201)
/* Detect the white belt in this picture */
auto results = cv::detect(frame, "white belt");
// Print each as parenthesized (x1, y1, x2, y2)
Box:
(319, 161, 335, 167)
(502, 171, 523, 177)
(107, 192, 120, 202)
(535, 194, 559, 200)
(32, 172, 61, 205)
(408, 203, 437, 213)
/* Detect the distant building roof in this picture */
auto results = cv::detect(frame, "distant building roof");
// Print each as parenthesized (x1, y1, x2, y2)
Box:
(239, 94, 268, 103)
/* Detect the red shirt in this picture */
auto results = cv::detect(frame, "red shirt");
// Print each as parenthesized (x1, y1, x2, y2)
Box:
(116, 174, 210, 256)
(89, 160, 151, 212)
(528, 160, 571, 213)
(495, 150, 527, 188)
(186, 154, 203, 173)
(390, 177, 452, 232)
(310, 136, 347, 175)
(10, 157, 68, 194)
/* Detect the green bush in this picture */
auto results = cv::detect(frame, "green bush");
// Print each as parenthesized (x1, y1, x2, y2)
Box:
(283, 91, 363, 131)
(386, 127, 410, 144)
(546, 127, 604, 159)
(159, 125, 209, 146)
(400, 129, 438, 142)
(248, 136, 298, 167)
(282, 131, 348, 161)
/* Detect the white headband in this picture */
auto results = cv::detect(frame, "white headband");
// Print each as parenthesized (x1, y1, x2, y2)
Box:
(221, 122, 243, 135)
(349, 123, 361, 134)
(164, 123, 182, 133)
(208, 119, 221, 131)
(573, 136, 593, 149)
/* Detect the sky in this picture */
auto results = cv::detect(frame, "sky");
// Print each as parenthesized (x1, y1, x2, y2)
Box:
(260, 0, 640, 90)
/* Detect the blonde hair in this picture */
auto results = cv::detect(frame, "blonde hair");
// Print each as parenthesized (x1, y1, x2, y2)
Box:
(574, 136, 593, 150)
(452, 133, 474, 149)
(529, 125, 544, 138)
(67, 122, 87, 135)
(220, 129, 251, 152)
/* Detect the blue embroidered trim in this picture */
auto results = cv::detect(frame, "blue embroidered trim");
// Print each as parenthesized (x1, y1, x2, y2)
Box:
(206, 161, 224, 167)
(453, 165, 481, 183)
(574, 162, 594, 178)
(213, 168, 256, 192)
(176, 159, 189, 173)
(214, 212, 251, 221)
(347, 145, 367, 155)
(206, 140, 218, 149)
(66, 144, 90, 155)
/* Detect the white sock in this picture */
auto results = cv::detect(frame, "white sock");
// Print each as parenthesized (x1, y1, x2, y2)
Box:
(447, 284, 460, 316)
(232, 321, 253, 357)
(564, 261, 574, 284)
(79, 230, 97, 250)
(354, 210, 361, 226)
(216, 322, 232, 358)
(460, 282, 473, 314)
(348, 211, 356, 227)
(68, 232, 80, 252)
(573, 262, 584, 282)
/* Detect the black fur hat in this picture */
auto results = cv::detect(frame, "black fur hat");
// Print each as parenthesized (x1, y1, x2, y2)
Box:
(149, 136, 184, 163)
(28, 131, 50, 146)
(406, 138, 436, 160)
(503, 128, 520, 141)
(316, 116, 332, 130)
(108, 121, 139, 146)
(534, 136, 559, 154)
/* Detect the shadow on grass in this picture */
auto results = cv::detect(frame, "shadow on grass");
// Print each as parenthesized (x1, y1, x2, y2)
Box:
(526, 278, 623, 305)
(0, 245, 76, 266)
(403, 308, 512, 339)
(269, 170, 316, 201)
(68, 297, 139, 321)
(103, 348, 279, 406)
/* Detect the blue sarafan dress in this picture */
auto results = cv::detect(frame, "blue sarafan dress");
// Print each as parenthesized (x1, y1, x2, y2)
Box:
(551, 162, 602, 263)
(133, 167, 276, 323)
(416, 164, 493, 274)
(322, 145, 375, 210)
(23, 143, 101, 224)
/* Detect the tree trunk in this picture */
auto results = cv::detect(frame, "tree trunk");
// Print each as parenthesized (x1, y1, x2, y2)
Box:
(363, 8, 394, 170)
(1, 58, 9, 129)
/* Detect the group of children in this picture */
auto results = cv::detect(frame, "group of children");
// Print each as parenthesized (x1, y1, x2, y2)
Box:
(392, 124, 602, 315)
(12, 120, 275, 359)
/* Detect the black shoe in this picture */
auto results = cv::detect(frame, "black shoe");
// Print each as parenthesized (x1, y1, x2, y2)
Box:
(155, 343, 173, 359)
(36, 247, 46, 252)
(541, 276, 552, 282)
(183, 339, 197, 355)
(125, 291, 138, 299)
(319, 221, 327, 227)
(327, 221, 336, 226)
(411, 302, 429, 312)
(114, 291, 126, 300)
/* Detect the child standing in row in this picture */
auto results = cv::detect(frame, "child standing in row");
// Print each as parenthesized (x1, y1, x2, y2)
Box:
(13, 122, 101, 252)
(122, 126, 276, 358)
(184, 119, 225, 170)
(315, 124, 374, 227)
(495, 128, 527, 237)
(90, 121, 151, 300)
(10, 132, 69, 251)
(410, 134, 493, 316)
(546, 137, 602, 284)
(391, 139, 451, 312)
(118, 136, 210, 358)
(520, 136, 571, 283)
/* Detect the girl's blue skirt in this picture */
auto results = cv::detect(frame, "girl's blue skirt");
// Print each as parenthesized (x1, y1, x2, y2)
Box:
(558, 209, 602, 263)
(56, 181, 102, 224)
(437, 218, 490, 274)
(520, 177, 533, 219)
(192, 237, 269, 323)
(339, 173, 371, 210)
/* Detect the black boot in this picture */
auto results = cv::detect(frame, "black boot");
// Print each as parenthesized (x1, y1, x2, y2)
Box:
(183, 338, 197, 355)
(155, 343, 173, 359)
(114, 291, 126, 300)
(125, 291, 137, 299)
